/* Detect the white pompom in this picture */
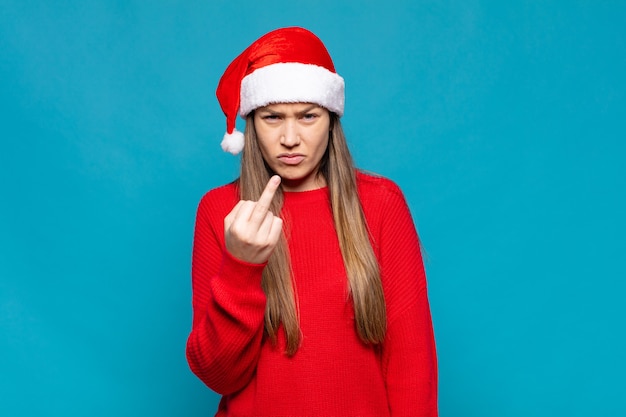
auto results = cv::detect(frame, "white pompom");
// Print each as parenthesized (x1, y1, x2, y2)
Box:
(220, 129, 245, 155)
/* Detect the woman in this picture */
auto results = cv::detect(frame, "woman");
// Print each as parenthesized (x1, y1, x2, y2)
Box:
(187, 27, 438, 416)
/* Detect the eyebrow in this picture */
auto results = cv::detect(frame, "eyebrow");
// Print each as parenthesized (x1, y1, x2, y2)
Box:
(257, 104, 320, 116)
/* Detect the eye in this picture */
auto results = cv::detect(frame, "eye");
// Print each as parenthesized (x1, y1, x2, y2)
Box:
(262, 114, 281, 122)
(301, 113, 319, 121)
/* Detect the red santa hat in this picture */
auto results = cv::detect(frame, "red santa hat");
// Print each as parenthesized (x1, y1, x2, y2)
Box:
(216, 27, 345, 155)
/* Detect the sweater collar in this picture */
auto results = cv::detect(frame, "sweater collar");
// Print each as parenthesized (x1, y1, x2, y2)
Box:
(282, 186, 330, 206)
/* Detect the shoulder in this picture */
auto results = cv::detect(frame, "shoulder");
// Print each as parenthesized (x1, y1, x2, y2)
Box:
(356, 171, 406, 206)
(200, 181, 239, 202)
(196, 181, 239, 219)
(356, 171, 415, 237)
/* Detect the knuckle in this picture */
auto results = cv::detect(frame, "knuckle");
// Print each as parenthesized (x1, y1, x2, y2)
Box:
(241, 235, 257, 246)
(229, 223, 247, 239)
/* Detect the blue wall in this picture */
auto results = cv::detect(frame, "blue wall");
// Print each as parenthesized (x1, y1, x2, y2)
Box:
(1, 1, 624, 415)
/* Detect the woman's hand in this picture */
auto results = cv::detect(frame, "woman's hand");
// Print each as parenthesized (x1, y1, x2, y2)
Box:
(224, 175, 283, 264)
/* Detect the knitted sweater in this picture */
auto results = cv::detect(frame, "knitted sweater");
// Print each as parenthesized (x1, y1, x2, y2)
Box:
(186, 172, 438, 417)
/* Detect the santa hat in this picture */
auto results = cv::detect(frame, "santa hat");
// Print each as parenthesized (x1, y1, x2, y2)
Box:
(216, 27, 345, 155)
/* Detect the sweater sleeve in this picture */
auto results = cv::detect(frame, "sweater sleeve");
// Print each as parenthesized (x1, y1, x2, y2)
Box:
(375, 182, 438, 416)
(185, 192, 267, 395)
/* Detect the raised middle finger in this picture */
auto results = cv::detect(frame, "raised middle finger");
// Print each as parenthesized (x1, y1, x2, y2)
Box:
(250, 175, 281, 222)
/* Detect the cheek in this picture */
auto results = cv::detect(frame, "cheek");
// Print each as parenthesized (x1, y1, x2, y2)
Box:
(313, 128, 330, 155)
(256, 140, 272, 162)
(317, 139, 329, 157)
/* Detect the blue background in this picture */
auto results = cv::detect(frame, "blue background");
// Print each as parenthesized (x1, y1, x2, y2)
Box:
(1, 1, 625, 416)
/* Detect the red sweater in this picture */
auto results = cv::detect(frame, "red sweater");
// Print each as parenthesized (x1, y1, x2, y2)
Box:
(187, 172, 438, 416)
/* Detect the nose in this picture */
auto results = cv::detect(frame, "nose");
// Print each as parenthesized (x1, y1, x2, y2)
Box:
(280, 119, 300, 148)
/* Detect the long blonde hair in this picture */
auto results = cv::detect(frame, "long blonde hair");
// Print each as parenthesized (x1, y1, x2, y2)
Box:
(239, 112, 386, 355)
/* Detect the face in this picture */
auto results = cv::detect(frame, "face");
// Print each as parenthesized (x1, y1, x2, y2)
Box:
(253, 103, 331, 192)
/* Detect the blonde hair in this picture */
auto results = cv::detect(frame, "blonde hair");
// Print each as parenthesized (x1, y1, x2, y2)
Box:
(239, 113, 386, 355)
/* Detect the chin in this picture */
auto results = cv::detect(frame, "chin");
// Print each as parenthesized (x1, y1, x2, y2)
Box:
(274, 168, 308, 181)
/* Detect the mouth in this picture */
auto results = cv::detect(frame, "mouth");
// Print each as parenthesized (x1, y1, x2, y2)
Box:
(277, 153, 305, 165)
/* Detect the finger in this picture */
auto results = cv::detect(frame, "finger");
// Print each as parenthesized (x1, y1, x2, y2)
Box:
(257, 210, 277, 239)
(266, 216, 283, 246)
(235, 200, 256, 221)
(224, 200, 245, 228)
(254, 175, 281, 216)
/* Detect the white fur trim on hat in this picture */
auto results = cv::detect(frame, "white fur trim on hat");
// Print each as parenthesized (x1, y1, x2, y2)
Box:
(239, 62, 345, 117)
(221, 128, 245, 155)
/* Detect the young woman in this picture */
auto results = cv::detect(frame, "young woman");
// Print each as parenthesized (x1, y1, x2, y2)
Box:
(186, 27, 438, 416)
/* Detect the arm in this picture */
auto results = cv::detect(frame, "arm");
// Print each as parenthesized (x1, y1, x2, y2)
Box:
(186, 177, 283, 394)
(383, 296, 438, 416)
(185, 193, 267, 395)
(376, 183, 438, 416)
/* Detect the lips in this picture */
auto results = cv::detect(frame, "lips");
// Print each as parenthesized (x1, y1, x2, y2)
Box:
(277, 154, 305, 165)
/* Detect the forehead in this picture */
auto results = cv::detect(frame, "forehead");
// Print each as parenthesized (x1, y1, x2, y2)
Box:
(257, 103, 323, 113)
